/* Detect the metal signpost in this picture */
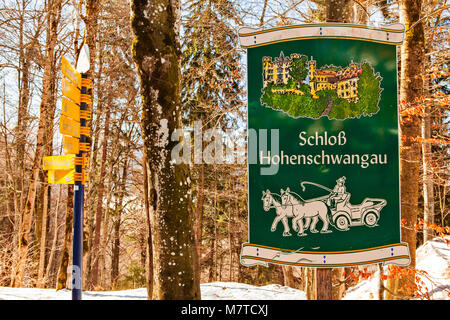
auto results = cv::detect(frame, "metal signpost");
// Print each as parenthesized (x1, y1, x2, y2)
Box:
(239, 23, 411, 269)
(42, 55, 91, 300)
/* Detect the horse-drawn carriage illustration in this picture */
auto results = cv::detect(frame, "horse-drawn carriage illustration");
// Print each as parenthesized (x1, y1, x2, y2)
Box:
(261, 177, 387, 236)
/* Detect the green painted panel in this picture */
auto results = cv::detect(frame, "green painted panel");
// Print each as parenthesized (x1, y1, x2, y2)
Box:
(247, 37, 401, 255)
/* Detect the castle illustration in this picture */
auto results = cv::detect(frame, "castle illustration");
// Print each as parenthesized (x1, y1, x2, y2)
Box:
(309, 59, 362, 102)
(262, 52, 363, 103)
(262, 52, 299, 87)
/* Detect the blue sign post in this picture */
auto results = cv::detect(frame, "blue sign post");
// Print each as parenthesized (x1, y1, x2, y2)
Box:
(72, 176, 84, 299)
(72, 74, 89, 300)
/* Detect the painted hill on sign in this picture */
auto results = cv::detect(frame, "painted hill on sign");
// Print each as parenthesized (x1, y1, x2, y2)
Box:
(260, 53, 383, 120)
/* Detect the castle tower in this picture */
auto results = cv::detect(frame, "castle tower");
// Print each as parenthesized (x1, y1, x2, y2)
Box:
(308, 59, 316, 82)
(308, 59, 318, 98)
(263, 57, 273, 87)
(263, 56, 272, 71)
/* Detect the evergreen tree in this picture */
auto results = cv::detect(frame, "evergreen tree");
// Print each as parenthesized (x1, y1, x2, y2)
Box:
(182, 0, 244, 126)
(181, 0, 245, 282)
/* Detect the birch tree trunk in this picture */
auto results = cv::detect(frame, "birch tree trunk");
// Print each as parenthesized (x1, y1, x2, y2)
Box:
(131, 0, 200, 300)
(386, 0, 424, 300)
(304, 268, 316, 300)
(422, 53, 434, 243)
(422, 104, 434, 243)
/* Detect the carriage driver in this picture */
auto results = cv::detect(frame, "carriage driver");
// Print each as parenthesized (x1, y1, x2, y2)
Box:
(329, 176, 347, 210)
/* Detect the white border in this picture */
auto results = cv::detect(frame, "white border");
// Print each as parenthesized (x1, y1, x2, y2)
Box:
(241, 243, 410, 268)
(239, 23, 405, 48)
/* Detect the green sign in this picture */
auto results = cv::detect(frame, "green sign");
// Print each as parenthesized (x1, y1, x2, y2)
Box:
(240, 23, 411, 268)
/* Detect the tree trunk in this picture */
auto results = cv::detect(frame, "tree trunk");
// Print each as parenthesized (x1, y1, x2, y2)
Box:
(282, 266, 295, 288)
(422, 52, 434, 243)
(316, 268, 332, 300)
(16, 0, 31, 216)
(110, 205, 120, 289)
(131, 0, 200, 300)
(209, 173, 218, 282)
(378, 264, 385, 300)
(228, 198, 233, 282)
(208, 229, 217, 282)
(36, 178, 50, 288)
(16, 49, 29, 216)
(111, 160, 129, 289)
(99, 171, 113, 289)
(91, 105, 112, 288)
(386, 0, 424, 300)
(44, 183, 63, 287)
(142, 152, 153, 298)
(36, 0, 61, 288)
(332, 267, 345, 300)
(195, 163, 204, 260)
(422, 106, 434, 243)
(56, 185, 74, 290)
(304, 268, 316, 300)
(325, 0, 353, 22)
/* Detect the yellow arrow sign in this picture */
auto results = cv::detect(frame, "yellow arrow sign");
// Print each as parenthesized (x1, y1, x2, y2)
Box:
(43, 154, 76, 171)
(48, 169, 87, 184)
(62, 97, 80, 121)
(48, 169, 75, 184)
(61, 56, 81, 88)
(60, 115, 80, 138)
(63, 136, 79, 154)
(62, 77, 80, 104)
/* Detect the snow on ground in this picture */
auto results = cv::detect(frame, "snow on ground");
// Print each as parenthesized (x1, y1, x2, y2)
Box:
(413, 236, 450, 299)
(201, 282, 306, 300)
(343, 237, 450, 300)
(0, 237, 447, 300)
(0, 287, 148, 300)
(0, 283, 305, 300)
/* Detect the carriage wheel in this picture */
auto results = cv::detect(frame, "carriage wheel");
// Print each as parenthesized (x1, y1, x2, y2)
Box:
(364, 211, 379, 227)
(334, 215, 349, 231)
